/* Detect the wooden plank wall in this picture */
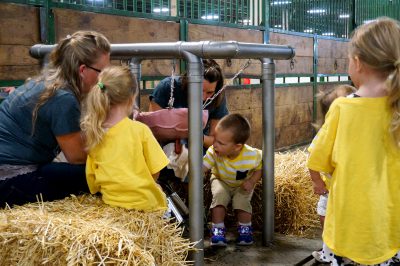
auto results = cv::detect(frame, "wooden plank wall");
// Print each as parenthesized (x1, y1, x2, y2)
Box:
(318, 39, 349, 74)
(1, 3, 349, 149)
(53, 8, 179, 77)
(0, 3, 41, 80)
(188, 24, 263, 78)
(270, 32, 314, 74)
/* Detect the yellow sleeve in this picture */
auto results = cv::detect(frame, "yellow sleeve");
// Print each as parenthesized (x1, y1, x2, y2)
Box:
(255, 149, 262, 171)
(141, 125, 169, 174)
(203, 146, 216, 170)
(307, 101, 340, 174)
(85, 154, 99, 194)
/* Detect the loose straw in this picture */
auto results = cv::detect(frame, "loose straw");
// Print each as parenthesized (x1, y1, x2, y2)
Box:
(0, 194, 196, 265)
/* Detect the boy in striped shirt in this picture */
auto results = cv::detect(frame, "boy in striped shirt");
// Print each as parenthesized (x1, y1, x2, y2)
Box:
(203, 114, 262, 246)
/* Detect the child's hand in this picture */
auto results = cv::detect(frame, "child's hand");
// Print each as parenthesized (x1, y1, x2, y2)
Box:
(241, 179, 256, 193)
(312, 179, 328, 195)
(309, 169, 328, 195)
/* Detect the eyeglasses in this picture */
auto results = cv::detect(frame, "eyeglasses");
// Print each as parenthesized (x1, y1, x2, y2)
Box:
(86, 65, 102, 73)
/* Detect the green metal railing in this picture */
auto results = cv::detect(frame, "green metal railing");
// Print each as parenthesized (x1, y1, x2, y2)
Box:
(269, 0, 354, 38)
(2, 0, 400, 90)
(6, 0, 400, 38)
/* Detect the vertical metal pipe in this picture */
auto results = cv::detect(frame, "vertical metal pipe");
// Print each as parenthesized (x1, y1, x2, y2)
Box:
(218, 0, 221, 23)
(351, 0, 356, 33)
(261, 58, 275, 245)
(263, 0, 270, 44)
(312, 34, 318, 124)
(129, 58, 142, 108)
(183, 51, 204, 266)
(190, 0, 194, 18)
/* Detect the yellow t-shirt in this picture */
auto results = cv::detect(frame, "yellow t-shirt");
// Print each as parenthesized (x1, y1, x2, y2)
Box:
(307, 97, 400, 264)
(86, 118, 169, 211)
(203, 144, 262, 187)
(308, 137, 332, 189)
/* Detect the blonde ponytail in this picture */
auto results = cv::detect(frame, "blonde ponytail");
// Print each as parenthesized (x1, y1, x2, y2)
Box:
(387, 64, 400, 146)
(81, 66, 137, 151)
(81, 83, 110, 151)
(349, 17, 400, 147)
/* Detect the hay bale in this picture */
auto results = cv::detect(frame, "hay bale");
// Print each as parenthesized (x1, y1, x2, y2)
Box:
(0, 194, 195, 265)
(204, 149, 319, 236)
(265, 149, 319, 236)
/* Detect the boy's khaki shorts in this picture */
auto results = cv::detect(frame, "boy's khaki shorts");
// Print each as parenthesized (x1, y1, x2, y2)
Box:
(210, 177, 253, 213)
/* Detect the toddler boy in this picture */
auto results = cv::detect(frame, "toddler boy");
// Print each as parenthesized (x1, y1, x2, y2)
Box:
(203, 113, 262, 246)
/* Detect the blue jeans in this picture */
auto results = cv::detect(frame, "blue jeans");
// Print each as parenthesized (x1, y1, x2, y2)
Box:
(0, 162, 88, 207)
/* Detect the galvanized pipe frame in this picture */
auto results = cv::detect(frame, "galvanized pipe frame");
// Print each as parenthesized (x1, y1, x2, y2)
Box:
(30, 41, 294, 60)
(30, 41, 295, 265)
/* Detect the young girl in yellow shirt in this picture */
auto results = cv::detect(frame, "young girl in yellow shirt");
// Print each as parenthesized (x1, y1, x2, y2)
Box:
(308, 17, 400, 265)
(81, 66, 169, 211)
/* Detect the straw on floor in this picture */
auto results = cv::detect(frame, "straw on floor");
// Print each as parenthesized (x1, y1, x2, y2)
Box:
(0, 194, 195, 265)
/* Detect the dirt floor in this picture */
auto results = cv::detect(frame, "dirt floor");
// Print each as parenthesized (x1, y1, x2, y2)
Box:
(203, 228, 325, 266)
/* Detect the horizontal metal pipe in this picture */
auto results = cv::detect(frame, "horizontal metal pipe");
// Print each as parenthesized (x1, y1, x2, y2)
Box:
(30, 41, 295, 61)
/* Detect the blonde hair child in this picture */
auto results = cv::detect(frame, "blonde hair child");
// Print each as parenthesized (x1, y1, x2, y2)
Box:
(81, 66, 169, 211)
(310, 84, 356, 263)
(307, 17, 400, 265)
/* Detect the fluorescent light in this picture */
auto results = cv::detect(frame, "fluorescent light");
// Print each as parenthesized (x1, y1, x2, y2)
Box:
(322, 32, 335, 36)
(363, 19, 375, 24)
(201, 15, 219, 20)
(339, 14, 350, 19)
(307, 9, 326, 14)
(153, 7, 169, 13)
(271, 1, 291, 5)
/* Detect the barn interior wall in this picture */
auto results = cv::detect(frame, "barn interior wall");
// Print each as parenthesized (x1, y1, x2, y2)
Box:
(1, 2, 349, 149)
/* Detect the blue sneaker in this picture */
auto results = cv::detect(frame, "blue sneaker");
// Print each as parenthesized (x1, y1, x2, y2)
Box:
(210, 226, 227, 247)
(236, 225, 254, 245)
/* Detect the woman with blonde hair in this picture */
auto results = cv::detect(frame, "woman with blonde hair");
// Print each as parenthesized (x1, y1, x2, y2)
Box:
(0, 30, 111, 207)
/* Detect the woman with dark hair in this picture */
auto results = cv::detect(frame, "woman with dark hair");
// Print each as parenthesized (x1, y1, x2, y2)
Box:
(149, 59, 229, 148)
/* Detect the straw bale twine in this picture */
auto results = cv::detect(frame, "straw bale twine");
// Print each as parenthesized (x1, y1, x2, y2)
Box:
(0, 194, 195, 265)
(204, 149, 319, 236)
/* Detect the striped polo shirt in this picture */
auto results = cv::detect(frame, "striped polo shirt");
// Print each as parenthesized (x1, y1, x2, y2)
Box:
(203, 144, 262, 187)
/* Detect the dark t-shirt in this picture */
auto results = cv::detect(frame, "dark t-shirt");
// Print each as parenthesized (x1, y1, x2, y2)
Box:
(150, 77, 229, 134)
(0, 80, 81, 165)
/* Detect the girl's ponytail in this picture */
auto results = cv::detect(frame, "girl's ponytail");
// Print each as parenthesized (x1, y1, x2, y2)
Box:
(387, 61, 400, 147)
(81, 82, 110, 151)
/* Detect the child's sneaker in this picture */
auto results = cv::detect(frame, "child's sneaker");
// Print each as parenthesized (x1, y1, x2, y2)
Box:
(236, 225, 254, 245)
(210, 226, 227, 247)
(312, 250, 329, 263)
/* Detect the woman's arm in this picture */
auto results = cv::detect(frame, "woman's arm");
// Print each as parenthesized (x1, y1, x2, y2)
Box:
(203, 118, 219, 148)
(56, 132, 87, 164)
(149, 100, 163, 111)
